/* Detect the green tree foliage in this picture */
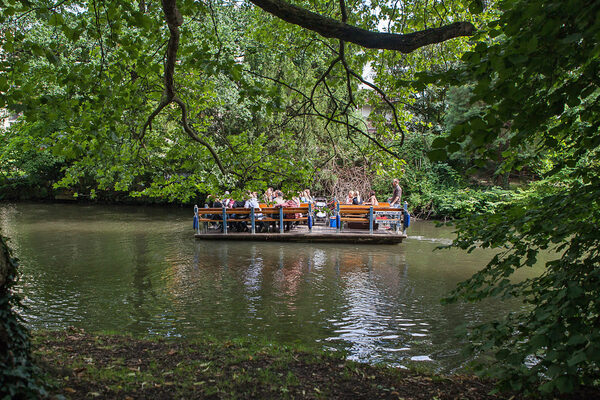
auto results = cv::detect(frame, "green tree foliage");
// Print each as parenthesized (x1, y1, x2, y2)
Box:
(10, 0, 599, 394)
(1, 0, 481, 202)
(0, 1, 335, 201)
(0, 121, 65, 200)
(437, 0, 600, 394)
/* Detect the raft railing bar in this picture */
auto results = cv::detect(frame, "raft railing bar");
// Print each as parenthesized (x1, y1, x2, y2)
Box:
(279, 207, 284, 233)
(250, 207, 256, 234)
(194, 205, 199, 234)
(203, 204, 209, 233)
(308, 203, 312, 232)
(222, 207, 228, 234)
(336, 200, 341, 232)
(200, 207, 309, 214)
(369, 206, 373, 234)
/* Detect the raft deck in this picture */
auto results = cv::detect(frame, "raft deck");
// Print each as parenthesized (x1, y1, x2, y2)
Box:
(195, 226, 406, 244)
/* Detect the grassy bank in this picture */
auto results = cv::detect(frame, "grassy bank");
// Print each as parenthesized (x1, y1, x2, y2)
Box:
(32, 329, 508, 400)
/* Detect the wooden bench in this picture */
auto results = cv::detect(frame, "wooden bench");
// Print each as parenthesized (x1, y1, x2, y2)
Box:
(334, 204, 404, 232)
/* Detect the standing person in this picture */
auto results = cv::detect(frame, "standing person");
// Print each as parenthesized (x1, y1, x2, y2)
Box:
(389, 179, 402, 208)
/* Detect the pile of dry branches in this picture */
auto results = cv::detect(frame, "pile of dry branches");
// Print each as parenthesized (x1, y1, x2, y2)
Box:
(318, 164, 374, 201)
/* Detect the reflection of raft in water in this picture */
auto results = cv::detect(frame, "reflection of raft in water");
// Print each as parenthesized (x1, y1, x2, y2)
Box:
(193, 203, 409, 245)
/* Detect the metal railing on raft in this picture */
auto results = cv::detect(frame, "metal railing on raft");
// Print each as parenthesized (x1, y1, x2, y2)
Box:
(193, 204, 313, 235)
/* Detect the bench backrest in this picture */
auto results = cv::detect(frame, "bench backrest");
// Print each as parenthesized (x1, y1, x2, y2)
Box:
(199, 205, 309, 215)
(338, 202, 390, 207)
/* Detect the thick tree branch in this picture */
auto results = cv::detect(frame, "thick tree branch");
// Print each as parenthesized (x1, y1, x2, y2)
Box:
(346, 68, 406, 146)
(161, 0, 182, 100)
(139, 0, 226, 175)
(173, 97, 226, 174)
(248, 0, 475, 53)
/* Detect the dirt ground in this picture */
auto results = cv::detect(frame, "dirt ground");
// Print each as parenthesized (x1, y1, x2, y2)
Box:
(31, 329, 522, 399)
(33, 329, 600, 399)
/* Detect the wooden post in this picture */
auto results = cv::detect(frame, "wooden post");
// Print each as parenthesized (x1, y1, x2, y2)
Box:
(308, 203, 312, 231)
(279, 207, 284, 233)
(369, 206, 373, 234)
(222, 207, 228, 234)
(251, 207, 256, 234)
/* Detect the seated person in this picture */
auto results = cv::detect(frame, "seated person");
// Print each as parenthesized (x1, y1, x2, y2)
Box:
(300, 189, 314, 203)
(346, 190, 355, 205)
(364, 191, 379, 206)
(245, 192, 266, 231)
(267, 190, 285, 232)
(231, 198, 248, 232)
(263, 187, 274, 203)
(205, 195, 223, 228)
(273, 190, 286, 205)
(222, 191, 235, 208)
(353, 190, 363, 205)
(281, 197, 300, 231)
(244, 192, 262, 215)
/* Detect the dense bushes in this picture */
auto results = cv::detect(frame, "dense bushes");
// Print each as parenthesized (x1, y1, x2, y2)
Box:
(371, 132, 522, 220)
(417, 186, 518, 219)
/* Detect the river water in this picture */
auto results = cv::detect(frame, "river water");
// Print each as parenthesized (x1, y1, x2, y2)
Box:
(0, 203, 542, 372)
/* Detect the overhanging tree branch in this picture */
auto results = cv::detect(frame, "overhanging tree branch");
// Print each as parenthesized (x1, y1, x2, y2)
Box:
(248, 0, 475, 53)
(140, 0, 226, 175)
(172, 96, 226, 174)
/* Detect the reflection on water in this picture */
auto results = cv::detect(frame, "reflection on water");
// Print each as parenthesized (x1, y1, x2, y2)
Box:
(0, 203, 543, 372)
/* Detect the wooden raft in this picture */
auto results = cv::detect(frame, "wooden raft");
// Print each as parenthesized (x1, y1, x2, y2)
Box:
(193, 203, 407, 244)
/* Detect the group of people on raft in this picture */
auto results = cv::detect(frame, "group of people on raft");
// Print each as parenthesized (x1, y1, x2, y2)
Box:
(197, 179, 404, 233)
(205, 179, 403, 210)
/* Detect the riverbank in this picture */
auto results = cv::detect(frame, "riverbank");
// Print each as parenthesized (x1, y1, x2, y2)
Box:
(0, 182, 524, 221)
(33, 329, 508, 400)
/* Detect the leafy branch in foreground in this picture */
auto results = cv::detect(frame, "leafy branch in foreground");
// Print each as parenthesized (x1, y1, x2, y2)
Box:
(440, 0, 600, 394)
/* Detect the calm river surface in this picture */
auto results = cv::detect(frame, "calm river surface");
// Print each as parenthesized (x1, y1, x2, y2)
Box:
(0, 203, 542, 372)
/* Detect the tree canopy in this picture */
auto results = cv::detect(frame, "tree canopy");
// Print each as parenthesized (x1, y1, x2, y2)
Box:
(0, 0, 482, 200)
